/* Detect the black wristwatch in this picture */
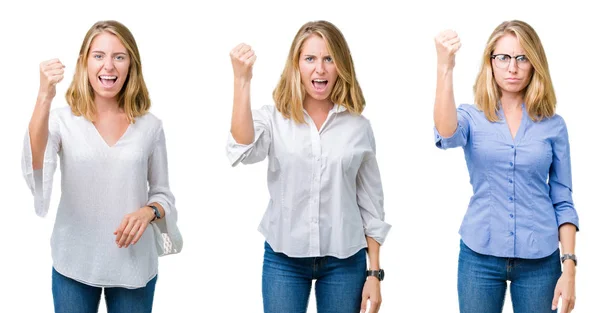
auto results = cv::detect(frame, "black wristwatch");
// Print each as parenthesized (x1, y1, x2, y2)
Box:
(561, 254, 577, 266)
(149, 204, 161, 221)
(366, 269, 385, 281)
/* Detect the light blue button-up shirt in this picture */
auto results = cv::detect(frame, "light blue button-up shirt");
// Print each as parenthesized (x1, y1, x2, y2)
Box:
(435, 104, 579, 259)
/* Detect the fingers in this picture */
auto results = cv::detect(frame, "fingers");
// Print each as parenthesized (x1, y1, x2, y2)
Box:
(360, 295, 368, 313)
(117, 219, 135, 247)
(123, 223, 141, 248)
(41, 58, 62, 67)
(561, 294, 575, 313)
(131, 223, 149, 246)
(552, 289, 560, 311)
(230, 43, 252, 59)
(230, 43, 256, 80)
(40, 59, 65, 88)
(115, 211, 151, 248)
(114, 218, 128, 243)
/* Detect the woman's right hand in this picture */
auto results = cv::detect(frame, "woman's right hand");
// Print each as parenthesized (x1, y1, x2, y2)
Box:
(230, 43, 256, 82)
(38, 59, 65, 101)
(434, 30, 461, 71)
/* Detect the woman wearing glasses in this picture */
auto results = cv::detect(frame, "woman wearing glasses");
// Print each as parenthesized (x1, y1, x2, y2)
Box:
(433, 20, 578, 313)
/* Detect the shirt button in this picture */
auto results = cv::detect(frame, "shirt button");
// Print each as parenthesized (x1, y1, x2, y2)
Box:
(509, 196, 513, 201)
(316, 157, 321, 161)
(509, 179, 513, 183)
(511, 145, 514, 149)
(510, 231, 514, 236)
(510, 214, 514, 218)
(509, 162, 514, 167)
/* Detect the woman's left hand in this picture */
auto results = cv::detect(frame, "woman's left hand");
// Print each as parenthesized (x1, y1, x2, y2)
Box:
(552, 270, 576, 313)
(114, 206, 154, 248)
(361, 277, 382, 313)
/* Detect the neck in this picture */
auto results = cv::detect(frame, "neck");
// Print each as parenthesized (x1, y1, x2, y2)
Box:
(94, 96, 122, 116)
(500, 92, 523, 112)
(303, 96, 334, 115)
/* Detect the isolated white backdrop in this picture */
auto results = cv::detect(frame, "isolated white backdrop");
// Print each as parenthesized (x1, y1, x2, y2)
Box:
(0, 0, 597, 312)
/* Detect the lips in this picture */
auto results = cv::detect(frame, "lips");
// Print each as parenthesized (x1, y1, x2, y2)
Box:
(312, 79, 328, 92)
(99, 75, 118, 88)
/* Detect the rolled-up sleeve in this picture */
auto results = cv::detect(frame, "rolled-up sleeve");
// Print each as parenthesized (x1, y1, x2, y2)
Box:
(549, 118, 579, 230)
(21, 111, 61, 217)
(226, 105, 273, 166)
(357, 122, 391, 245)
(434, 104, 472, 149)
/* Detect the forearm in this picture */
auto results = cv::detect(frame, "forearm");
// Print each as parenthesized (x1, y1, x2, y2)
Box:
(230, 78, 255, 144)
(29, 94, 53, 170)
(559, 223, 577, 274)
(433, 67, 458, 137)
(366, 236, 381, 270)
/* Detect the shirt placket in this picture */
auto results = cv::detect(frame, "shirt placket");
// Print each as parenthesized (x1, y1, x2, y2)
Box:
(508, 142, 516, 255)
(308, 122, 322, 256)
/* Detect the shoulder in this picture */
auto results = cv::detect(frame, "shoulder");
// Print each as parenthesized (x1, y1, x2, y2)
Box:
(136, 111, 163, 129)
(49, 105, 74, 120)
(457, 103, 484, 116)
(542, 113, 568, 134)
(255, 104, 277, 119)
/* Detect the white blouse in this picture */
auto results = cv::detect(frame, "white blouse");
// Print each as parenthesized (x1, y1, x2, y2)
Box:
(227, 104, 391, 258)
(21, 106, 179, 288)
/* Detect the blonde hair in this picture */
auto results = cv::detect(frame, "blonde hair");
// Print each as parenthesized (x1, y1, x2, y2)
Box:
(473, 20, 556, 122)
(273, 20, 365, 123)
(66, 20, 150, 122)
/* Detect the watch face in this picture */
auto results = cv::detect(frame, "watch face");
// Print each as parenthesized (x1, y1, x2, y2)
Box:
(379, 269, 385, 281)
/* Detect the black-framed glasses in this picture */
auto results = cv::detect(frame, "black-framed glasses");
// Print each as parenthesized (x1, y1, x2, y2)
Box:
(491, 54, 531, 69)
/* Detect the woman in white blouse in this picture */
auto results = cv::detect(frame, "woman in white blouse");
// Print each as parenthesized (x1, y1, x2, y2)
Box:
(227, 20, 391, 313)
(22, 20, 181, 313)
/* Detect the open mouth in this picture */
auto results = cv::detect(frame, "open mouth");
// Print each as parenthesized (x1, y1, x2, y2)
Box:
(99, 75, 118, 88)
(312, 79, 328, 92)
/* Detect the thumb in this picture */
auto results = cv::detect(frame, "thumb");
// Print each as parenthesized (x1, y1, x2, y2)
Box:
(360, 294, 368, 313)
(552, 286, 561, 310)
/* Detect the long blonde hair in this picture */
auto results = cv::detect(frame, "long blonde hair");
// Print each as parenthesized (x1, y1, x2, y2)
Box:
(273, 20, 365, 124)
(66, 20, 150, 122)
(473, 20, 556, 122)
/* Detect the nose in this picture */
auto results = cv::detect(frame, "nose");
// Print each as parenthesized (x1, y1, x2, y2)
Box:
(103, 57, 115, 71)
(508, 57, 518, 73)
(315, 60, 326, 75)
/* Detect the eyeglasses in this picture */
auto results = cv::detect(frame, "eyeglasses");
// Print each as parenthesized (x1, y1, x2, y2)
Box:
(491, 54, 531, 69)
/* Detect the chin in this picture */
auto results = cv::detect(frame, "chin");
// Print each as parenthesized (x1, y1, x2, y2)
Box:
(308, 92, 331, 101)
(94, 90, 120, 100)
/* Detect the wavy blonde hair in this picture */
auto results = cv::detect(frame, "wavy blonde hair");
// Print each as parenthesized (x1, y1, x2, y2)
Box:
(473, 20, 556, 122)
(66, 20, 150, 122)
(273, 20, 365, 124)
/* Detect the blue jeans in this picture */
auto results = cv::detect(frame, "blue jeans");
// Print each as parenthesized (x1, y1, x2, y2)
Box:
(262, 242, 367, 313)
(52, 267, 157, 313)
(458, 240, 561, 313)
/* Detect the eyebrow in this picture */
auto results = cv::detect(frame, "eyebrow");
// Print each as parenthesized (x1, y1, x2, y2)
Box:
(90, 51, 128, 56)
(493, 53, 526, 55)
(302, 54, 332, 58)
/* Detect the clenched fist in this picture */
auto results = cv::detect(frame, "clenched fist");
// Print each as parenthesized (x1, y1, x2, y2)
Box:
(39, 59, 65, 101)
(434, 30, 461, 70)
(230, 43, 256, 82)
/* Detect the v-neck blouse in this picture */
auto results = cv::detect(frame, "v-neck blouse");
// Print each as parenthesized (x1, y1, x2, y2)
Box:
(434, 103, 579, 259)
(21, 106, 177, 288)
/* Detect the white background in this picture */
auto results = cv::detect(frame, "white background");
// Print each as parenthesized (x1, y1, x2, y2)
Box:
(0, 0, 598, 312)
